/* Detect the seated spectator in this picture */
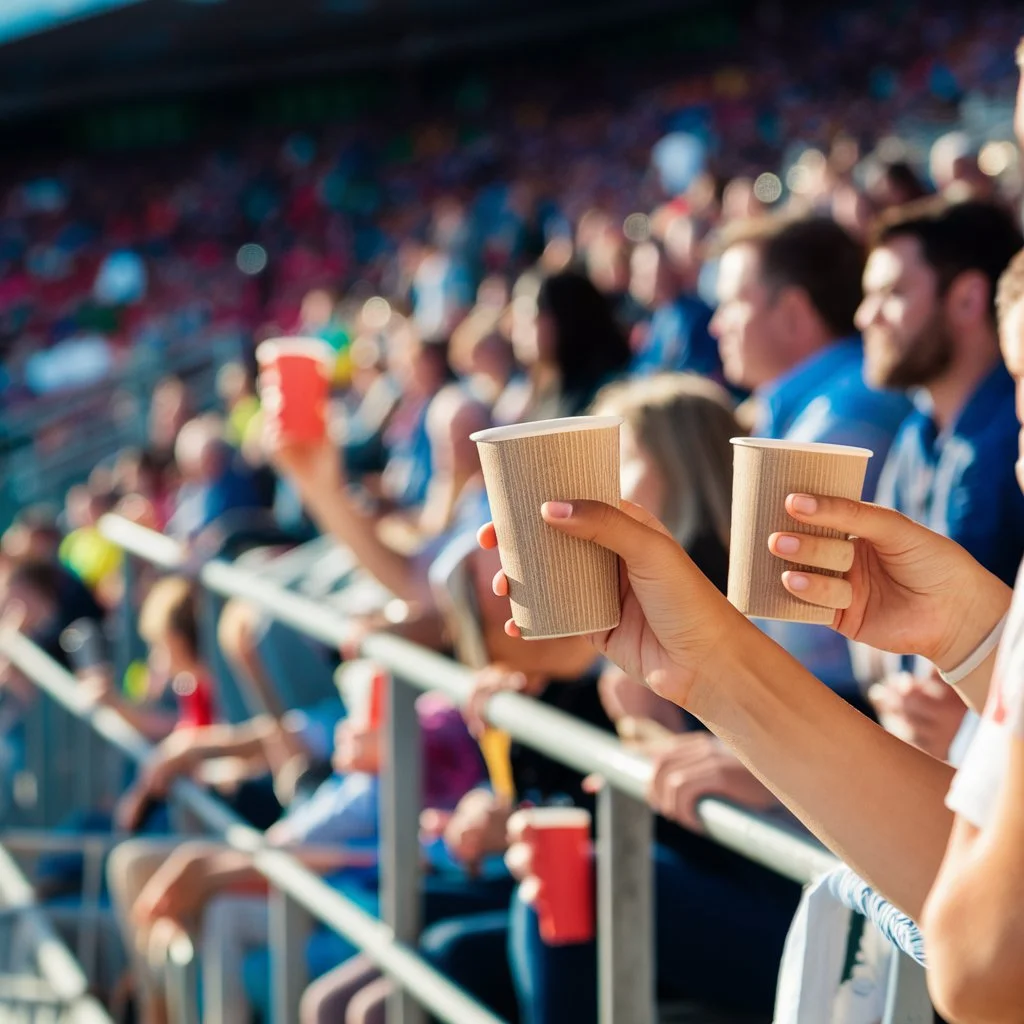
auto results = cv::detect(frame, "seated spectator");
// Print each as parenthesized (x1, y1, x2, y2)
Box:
(59, 484, 123, 607)
(165, 416, 262, 542)
(80, 576, 215, 755)
(629, 236, 721, 381)
(112, 448, 175, 532)
(709, 214, 912, 700)
(108, 688, 484, 1024)
(216, 361, 261, 448)
(857, 199, 1024, 759)
(494, 269, 631, 425)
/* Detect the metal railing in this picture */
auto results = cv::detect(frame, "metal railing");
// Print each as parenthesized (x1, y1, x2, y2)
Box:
(0, 838, 113, 1024)
(0, 513, 933, 1023)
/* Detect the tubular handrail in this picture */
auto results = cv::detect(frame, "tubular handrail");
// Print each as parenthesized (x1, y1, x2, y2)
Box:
(0, 628, 507, 1024)
(0, 839, 112, 1023)
(99, 513, 837, 886)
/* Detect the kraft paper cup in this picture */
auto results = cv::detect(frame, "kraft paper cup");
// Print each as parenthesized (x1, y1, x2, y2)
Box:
(728, 438, 872, 623)
(256, 337, 333, 444)
(471, 415, 622, 640)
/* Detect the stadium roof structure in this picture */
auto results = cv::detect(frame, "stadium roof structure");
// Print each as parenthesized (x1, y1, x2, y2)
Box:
(0, 0, 696, 118)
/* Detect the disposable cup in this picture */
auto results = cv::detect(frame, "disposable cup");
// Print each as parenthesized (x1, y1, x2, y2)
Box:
(520, 806, 593, 946)
(256, 337, 333, 444)
(471, 416, 622, 639)
(728, 437, 872, 623)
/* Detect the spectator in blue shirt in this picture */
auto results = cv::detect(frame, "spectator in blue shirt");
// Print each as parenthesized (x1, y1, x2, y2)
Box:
(709, 215, 912, 700)
(629, 237, 721, 380)
(856, 199, 1024, 759)
(166, 416, 262, 543)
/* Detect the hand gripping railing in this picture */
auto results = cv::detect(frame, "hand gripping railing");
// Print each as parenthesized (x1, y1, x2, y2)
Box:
(57, 513, 925, 1023)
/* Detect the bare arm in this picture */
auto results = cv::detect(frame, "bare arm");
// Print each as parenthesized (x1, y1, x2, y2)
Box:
(694, 626, 955, 918)
(922, 738, 1024, 1023)
(273, 441, 429, 607)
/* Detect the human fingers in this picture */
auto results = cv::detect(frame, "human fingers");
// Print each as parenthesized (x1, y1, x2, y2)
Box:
(477, 523, 498, 550)
(780, 570, 852, 612)
(768, 532, 855, 573)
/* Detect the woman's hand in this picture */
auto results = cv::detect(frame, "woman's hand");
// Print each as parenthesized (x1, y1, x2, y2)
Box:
(770, 494, 1011, 672)
(479, 500, 736, 709)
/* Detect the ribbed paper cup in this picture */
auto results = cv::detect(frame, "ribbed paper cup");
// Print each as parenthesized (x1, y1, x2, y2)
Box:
(472, 416, 622, 640)
(728, 438, 872, 623)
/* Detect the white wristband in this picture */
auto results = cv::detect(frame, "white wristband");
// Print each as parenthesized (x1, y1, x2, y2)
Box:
(938, 611, 1009, 686)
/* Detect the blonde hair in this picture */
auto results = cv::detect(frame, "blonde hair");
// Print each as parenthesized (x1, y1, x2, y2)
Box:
(591, 374, 740, 551)
(139, 576, 199, 657)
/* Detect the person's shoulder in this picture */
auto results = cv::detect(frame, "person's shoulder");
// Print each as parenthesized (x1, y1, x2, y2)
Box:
(826, 367, 913, 428)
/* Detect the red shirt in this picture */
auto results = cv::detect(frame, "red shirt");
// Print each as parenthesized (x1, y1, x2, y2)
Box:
(172, 672, 215, 729)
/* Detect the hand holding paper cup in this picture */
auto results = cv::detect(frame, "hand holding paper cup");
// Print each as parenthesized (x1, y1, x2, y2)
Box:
(471, 416, 622, 640)
(256, 337, 333, 445)
(728, 438, 872, 623)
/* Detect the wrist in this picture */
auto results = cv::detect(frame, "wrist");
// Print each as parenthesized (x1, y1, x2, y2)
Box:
(933, 576, 1012, 675)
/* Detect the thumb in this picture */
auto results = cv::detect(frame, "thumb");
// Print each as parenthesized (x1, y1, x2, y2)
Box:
(582, 774, 605, 794)
(540, 500, 678, 574)
(783, 494, 921, 552)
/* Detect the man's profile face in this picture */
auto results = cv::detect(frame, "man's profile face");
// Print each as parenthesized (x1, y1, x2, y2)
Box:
(856, 237, 953, 390)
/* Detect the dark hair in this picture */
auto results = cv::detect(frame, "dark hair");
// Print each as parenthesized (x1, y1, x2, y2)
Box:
(717, 216, 864, 337)
(996, 248, 1024, 327)
(535, 270, 631, 412)
(875, 199, 1024, 324)
(8, 560, 62, 605)
(879, 160, 930, 204)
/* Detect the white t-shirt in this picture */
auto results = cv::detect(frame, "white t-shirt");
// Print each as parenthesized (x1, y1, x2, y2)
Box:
(946, 566, 1024, 829)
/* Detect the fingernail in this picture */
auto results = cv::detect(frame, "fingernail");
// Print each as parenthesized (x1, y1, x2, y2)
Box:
(774, 535, 801, 555)
(790, 494, 817, 515)
(543, 501, 573, 519)
(786, 572, 810, 592)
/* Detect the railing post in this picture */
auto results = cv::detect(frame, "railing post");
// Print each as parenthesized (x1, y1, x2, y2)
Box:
(164, 932, 199, 1024)
(596, 785, 654, 1024)
(270, 886, 313, 1024)
(381, 675, 424, 1024)
(883, 950, 932, 1024)
(115, 555, 145, 689)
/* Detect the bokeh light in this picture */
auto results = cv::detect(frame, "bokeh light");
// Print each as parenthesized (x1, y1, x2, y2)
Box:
(753, 172, 783, 204)
(362, 296, 392, 330)
(979, 140, 1017, 178)
(235, 243, 268, 275)
(623, 212, 651, 243)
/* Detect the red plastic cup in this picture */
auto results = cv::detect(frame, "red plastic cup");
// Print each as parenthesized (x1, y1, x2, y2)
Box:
(367, 669, 388, 730)
(522, 807, 594, 945)
(256, 337, 333, 444)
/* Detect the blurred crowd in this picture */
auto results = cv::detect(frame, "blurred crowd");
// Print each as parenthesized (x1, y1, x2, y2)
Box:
(1, 3, 1024, 1024)
(1, 1, 1023, 399)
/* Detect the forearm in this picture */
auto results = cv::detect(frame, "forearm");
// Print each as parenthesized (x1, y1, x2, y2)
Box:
(186, 719, 277, 765)
(693, 622, 954, 918)
(301, 482, 426, 606)
(923, 744, 1024, 1022)
(109, 698, 177, 742)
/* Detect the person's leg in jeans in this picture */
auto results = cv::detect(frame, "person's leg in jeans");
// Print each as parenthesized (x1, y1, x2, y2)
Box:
(201, 894, 270, 1024)
(508, 887, 596, 1024)
(418, 910, 518, 1021)
(507, 841, 802, 1023)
